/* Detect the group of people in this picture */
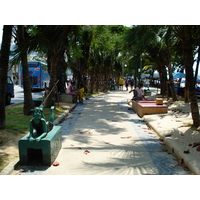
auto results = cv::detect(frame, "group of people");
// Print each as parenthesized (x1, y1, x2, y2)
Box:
(67, 81, 88, 104)
(67, 76, 146, 104)
(119, 77, 134, 91)
(118, 76, 145, 101)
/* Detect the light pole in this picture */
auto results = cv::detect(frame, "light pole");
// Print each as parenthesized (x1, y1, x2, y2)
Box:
(124, 64, 127, 77)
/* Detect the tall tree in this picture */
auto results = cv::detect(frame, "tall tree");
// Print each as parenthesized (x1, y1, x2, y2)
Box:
(172, 25, 200, 127)
(0, 25, 13, 129)
(17, 25, 34, 115)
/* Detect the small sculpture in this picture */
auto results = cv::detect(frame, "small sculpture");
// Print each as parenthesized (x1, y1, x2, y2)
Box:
(29, 105, 54, 142)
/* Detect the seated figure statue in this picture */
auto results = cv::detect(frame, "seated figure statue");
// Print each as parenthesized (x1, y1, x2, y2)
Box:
(29, 107, 47, 142)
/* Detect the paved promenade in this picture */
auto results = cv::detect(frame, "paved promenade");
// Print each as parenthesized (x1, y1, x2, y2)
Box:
(12, 89, 190, 175)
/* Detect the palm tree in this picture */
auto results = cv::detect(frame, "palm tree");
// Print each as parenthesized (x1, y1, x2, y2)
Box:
(17, 25, 76, 108)
(172, 25, 200, 127)
(0, 25, 13, 129)
(125, 25, 178, 100)
(16, 25, 34, 115)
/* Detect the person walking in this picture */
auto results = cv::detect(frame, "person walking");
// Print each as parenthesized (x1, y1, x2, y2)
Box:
(128, 78, 134, 91)
(119, 76, 124, 90)
(125, 78, 129, 91)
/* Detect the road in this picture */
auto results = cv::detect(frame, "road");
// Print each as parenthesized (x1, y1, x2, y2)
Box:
(9, 85, 44, 105)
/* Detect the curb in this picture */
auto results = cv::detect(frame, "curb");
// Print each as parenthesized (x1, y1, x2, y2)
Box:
(53, 103, 77, 125)
(0, 103, 77, 175)
(143, 116, 200, 175)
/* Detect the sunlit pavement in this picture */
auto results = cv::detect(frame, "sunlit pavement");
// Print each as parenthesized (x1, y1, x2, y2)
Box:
(12, 89, 190, 175)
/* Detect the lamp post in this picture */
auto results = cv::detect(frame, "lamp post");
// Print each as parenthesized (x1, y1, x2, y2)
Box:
(124, 64, 127, 77)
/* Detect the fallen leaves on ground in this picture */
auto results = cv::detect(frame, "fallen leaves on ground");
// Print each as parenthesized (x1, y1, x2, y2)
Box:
(77, 130, 93, 134)
(178, 163, 187, 168)
(196, 146, 200, 152)
(121, 136, 131, 139)
(192, 142, 200, 148)
(84, 150, 90, 155)
(52, 161, 60, 166)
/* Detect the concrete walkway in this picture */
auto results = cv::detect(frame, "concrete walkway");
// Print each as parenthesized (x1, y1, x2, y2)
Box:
(12, 89, 190, 175)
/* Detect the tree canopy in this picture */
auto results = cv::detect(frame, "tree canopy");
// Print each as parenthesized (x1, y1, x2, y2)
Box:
(1, 25, 200, 128)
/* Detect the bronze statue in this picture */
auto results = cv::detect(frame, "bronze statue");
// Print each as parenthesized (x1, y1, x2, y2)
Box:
(29, 105, 54, 142)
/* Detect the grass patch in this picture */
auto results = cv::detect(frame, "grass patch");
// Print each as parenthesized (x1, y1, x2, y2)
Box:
(183, 122, 193, 127)
(5, 103, 32, 135)
(4, 103, 71, 135)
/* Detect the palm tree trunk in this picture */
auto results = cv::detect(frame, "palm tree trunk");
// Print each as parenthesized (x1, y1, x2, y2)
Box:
(56, 52, 66, 93)
(44, 54, 57, 108)
(0, 25, 13, 129)
(21, 54, 34, 114)
(18, 25, 34, 115)
(183, 33, 200, 127)
(167, 62, 177, 101)
(157, 64, 167, 96)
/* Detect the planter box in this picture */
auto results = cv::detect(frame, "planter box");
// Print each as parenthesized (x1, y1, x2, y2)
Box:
(59, 94, 76, 103)
(132, 100, 168, 117)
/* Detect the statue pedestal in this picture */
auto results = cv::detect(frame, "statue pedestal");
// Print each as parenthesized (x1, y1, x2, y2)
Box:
(18, 126, 62, 166)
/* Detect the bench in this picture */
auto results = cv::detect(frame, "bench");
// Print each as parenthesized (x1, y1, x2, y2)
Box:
(18, 125, 62, 166)
(59, 94, 76, 103)
(132, 100, 168, 117)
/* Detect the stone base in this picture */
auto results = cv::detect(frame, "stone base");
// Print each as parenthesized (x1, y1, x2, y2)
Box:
(59, 94, 76, 103)
(18, 126, 62, 166)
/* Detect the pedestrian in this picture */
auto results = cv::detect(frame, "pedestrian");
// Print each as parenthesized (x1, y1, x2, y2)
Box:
(129, 83, 145, 101)
(119, 76, 124, 90)
(79, 83, 85, 104)
(125, 78, 129, 91)
(128, 78, 134, 91)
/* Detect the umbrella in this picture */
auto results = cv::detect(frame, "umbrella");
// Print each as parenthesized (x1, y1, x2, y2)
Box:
(173, 72, 185, 79)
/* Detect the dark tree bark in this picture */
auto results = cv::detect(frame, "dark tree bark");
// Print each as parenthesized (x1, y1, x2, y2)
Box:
(182, 26, 200, 127)
(17, 25, 34, 115)
(0, 25, 13, 129)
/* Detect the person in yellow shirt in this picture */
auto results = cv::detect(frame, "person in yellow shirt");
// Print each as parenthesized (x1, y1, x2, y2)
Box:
(79, 84, 85, 104)
(119, 76, 124, 90)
